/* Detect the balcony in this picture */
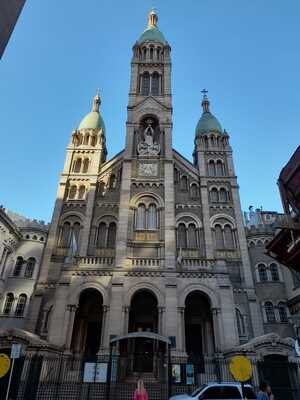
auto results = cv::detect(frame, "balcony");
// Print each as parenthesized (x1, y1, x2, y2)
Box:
(76, 256, 115, 268)
(129, 258, 163, 268)
(215, 249, 240, 259)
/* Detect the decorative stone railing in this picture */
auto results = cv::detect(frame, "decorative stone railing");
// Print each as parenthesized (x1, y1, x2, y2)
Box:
(130, 258, 163, 268)
(76, 256, 115, 267)
(215, 249, 240, 259)
(179, 258, 214, 268)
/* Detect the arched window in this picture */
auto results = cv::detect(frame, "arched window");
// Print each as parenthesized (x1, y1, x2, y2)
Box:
(150, 47, 154, 60)
(84, 134, 90, 145)
(82, 158, 89, 173)
(78, 185, 86, 200)
(270, 263, 280, 281)
(109, 174, 117, 189)
(3, 293, 14, 315)
(265, 301, 276, 323)
(236, 309, 245, 336)
(60, 222, 71, 247)
(177, 223, 187, 248)
(91, 136, 96, 146)
(97, 222, 107, 248)
(25, 257, 35, 278)
(224, 225, 235, 249)
(219, 188, 228, 203)
(180, 176, 188, 191)
(151, 72, 160, 95)
(190, 184, 199, 198)
(136, 204, 146, 229)
(188, 224, 197, 248)
(156, 47, 161, 60)
(142, 72, 150, 95)
(174, 169, 179, 184)
(73, 222, 81, 245)
(210, 188, 219, 203)
(99, 181, 106, 196)
(214, 225, 224, 249)
(278, 302, 288, 323)
(148, 204, 157, 230)
(15, 294, 27, 317)
(107, 223, 117, 248)
(69, 185, 77, 199)
(258, 264, 268, 282)
(13, 257, 23, 276)
(208, 160, 216, 176)
(73, 158, 82, 173)
(216, 160, 224, 176)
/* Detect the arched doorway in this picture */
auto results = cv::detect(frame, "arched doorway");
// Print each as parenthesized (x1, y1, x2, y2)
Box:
(258, 354, 297, 400)
(185, 291, 215, 358)
(71, 288, 103, 357)
(127, 290, 159, 373)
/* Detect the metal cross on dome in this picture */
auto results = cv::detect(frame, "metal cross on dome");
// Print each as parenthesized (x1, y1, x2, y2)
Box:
(201, 89, 208, 97)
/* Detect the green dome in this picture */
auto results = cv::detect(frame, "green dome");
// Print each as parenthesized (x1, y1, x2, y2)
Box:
(196, 111, 222, 136)
(79, 111, 105, 132)
(138, 9, 166, 45)
(138, 25, 166, 44)
(78, 92, 105, 132)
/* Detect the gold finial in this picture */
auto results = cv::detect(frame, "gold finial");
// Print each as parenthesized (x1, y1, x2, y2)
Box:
(92, 89, 101, 112)
(148, 8, 158, 27)
(201, 89, 210, 112)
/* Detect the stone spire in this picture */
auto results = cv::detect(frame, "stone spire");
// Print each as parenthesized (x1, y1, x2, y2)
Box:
(92, 89, 101, 112)
(148, 8, 158, 27)
(201, 89, 210, 113)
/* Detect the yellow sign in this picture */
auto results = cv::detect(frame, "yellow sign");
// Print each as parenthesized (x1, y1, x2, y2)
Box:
(0, 353, 11, 378)
(229, 355, 252, 382)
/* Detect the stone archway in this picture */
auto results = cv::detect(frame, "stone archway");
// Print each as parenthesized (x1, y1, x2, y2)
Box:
(125, 290, 160, 373)
(71, 288, 103, 357)
(184, 291, 215, 358)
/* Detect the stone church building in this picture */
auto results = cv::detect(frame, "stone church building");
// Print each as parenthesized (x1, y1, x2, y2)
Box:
(1, 9, 300, 395)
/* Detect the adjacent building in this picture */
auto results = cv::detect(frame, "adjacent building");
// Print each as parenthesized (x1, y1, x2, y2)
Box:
(0, 0, 26, 58)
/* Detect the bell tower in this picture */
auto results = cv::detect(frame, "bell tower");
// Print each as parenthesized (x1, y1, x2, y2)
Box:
(116, 9, 176, 269)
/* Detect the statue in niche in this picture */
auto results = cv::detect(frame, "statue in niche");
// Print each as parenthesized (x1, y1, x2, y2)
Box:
(137, 118, 160, 156)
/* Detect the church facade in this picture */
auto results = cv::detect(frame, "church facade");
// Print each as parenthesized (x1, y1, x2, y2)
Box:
(1, 10, 300, 394)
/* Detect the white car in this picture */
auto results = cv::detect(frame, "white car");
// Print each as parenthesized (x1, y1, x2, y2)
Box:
(169, 382, 256, 400)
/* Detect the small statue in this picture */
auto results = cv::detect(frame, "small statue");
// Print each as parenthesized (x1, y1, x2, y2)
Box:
(137, 119, 160, 156)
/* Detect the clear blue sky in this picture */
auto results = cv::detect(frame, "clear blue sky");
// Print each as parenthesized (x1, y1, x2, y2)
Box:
(1, 0, 299, 222)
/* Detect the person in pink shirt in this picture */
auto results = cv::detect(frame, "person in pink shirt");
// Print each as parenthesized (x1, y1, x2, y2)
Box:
(133, 379, 148, 400)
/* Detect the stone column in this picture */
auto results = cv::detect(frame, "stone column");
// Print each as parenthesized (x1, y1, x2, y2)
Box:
(99, 305, 109, 351)
(115, 160, 132, 268)
(158, 306, 165, 335)
(64, 304, 78, 350)
(200, 182, 214, 259)
(80, 180, 97, 255)
(122, 306, 130, 334)
(211, 307, 222, 352)
(177, 307, 185, 353)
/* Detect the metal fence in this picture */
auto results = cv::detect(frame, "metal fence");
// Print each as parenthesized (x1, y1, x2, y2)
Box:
(0, 353, 299, 400)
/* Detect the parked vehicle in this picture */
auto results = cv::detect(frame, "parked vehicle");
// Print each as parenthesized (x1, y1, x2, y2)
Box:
(169, 382, 256, 399)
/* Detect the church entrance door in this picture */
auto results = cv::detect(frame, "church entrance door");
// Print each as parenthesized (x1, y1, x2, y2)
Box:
(128, 290, 158, 373)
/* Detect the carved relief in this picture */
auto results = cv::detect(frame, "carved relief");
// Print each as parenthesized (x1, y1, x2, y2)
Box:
(137, 118, 160, 156)
(138, 163, 158, 176)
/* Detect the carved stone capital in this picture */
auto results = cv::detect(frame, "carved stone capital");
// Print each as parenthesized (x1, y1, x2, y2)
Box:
(66, 304, 78, 312)
(211, 307, 221, 315)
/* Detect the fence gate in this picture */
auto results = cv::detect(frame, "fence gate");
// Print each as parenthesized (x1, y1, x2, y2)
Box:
(258, 355, 300, 400)
(106, 332, 171, 400)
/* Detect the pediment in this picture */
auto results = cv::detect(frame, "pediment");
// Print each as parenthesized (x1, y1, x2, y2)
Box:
(130, 96, 171, 114)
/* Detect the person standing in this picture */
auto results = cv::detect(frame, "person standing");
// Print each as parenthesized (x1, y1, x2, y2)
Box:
(257, 382, 269, 400)
(133, 379, 148, 400)
(266, 384, 274, 400)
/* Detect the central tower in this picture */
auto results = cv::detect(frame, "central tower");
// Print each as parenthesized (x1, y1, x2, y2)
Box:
(116, 9, 176, 269)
